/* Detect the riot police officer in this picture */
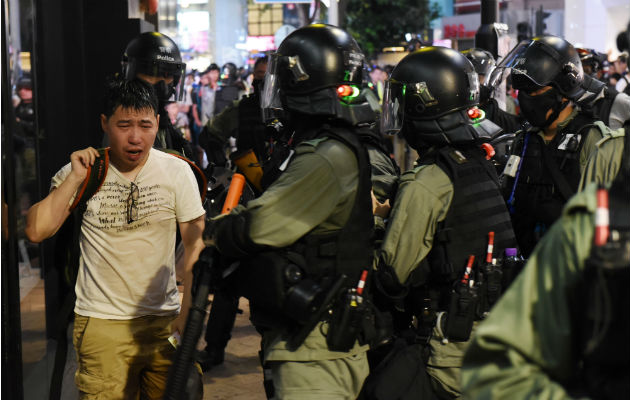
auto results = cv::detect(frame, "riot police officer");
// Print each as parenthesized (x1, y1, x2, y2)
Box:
(196, 56, 269, 372)
(209, 24, 382, 398)
(496, 36, 607, 257)
(373, 47, 517, 399)
(575, 47, 630, 130)
(122, 32, 195, 160)
(461, 48, 524, 133)
(462, 122, 630, 400)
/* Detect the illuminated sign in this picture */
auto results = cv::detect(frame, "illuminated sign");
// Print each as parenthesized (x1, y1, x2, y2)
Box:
(246, 36, 276, 51)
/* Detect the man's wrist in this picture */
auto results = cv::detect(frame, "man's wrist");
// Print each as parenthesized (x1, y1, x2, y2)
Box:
(66, 171, 86, 187)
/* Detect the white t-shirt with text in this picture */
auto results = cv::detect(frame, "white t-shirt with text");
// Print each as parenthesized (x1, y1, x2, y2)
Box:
(51, 149, 205, 319)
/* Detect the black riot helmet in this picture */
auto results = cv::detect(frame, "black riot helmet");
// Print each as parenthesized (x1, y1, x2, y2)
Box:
(489, 36, 584, 100)
(577, 47, 606, 76)
(381, 46, 500, 147)
(461, 48, 496, 78)
(122, 32, 186, 102)
(260, 24, 375, 125)
(219, 62, 237, 86)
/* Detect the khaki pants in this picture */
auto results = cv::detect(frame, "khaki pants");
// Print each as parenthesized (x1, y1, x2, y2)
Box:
(73, 314, 176, 400)
(269, 352, 369, 400)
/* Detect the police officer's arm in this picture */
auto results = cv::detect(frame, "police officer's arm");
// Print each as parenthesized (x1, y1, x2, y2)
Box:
(579, 132, 625, 190)
(171, 214, 205, 335)
(214, 143, 354, 256)
(579, 126, 605, 174)
(377, 165, 453, 287)
(25, 147, 100, 242)
(461, 190, 595, 399)
(205, 101, 239, 144)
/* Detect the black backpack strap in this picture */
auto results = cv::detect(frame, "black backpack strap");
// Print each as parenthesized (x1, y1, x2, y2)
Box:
(159, 148, 208, 203)
(69, 148, 109, 211)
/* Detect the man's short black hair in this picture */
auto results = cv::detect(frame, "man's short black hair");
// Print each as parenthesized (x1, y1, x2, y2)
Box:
(102, 76, 158, 118)
(254, 55, 268, 69)
(203, 63, 220, 75)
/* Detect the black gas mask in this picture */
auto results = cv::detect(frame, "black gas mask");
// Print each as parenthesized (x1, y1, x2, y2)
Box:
(152, 80, 175, 103)
(252, 78, 264, 94)
(517, 86, 568, 129)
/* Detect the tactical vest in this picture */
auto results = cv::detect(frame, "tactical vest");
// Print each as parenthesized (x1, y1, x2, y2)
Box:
(238, 125, 375, 349)
(410, 146, 517, 314)
(576, 126, 630, 400)
(510, 112, 598, 255)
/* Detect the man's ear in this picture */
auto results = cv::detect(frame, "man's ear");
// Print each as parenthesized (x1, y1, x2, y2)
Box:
(100, 114, 108, 133)
(156, 112, 160, 126)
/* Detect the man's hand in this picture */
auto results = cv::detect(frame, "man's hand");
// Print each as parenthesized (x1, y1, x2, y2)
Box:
(171, 313, 187, 337)
(25, 146, 101, 242)
(371, 190, 391, 219)
(69, 147, 100, 182)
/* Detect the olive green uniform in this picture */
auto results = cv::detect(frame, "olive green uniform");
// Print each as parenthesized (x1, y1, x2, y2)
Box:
(379, 164, 480, 399)
(461, 185, 599, 399)
(218, 135, 369, 399)
(579, 126, 626, 189)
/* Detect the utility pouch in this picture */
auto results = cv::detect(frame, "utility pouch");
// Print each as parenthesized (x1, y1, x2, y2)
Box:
(326, 290, 365, 352)
(482, 261, 503, 309)
(361, 304, 394, 348)
(443, 283, 478, 342)
(238, 251, 309, 316)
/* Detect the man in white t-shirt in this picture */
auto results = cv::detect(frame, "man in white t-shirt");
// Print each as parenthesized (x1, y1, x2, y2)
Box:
(25, 77, 206, 399)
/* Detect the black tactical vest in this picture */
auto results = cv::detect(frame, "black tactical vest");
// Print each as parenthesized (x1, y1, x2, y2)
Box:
(575, 126, 630, 400)
(290, 125, 375, 284)
(509, 112, 598, 256)
(240, 125, 375, 333)
(415, 146, 517, 311)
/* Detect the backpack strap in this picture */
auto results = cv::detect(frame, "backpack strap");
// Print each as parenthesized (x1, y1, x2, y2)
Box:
(69, 148, 109, 211)
(159, 148, 208, 203)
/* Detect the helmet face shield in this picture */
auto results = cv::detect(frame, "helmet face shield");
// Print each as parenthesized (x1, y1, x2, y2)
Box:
(381, 80, 406, 135)
(381, 70, 479, 135)
(260, 53, 285, 123)
(488, 39, 583, 97)
(125, 58, 187, 101)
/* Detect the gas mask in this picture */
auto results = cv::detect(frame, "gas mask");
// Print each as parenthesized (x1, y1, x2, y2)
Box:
(517, 87, 567, 129)
(152, 80, 175, 103)
(252, 78, 264, 94)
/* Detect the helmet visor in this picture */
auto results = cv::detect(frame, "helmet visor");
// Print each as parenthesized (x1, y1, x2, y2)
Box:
(381, 80, 406, 135)
(260, 53, 285, 123)
(127, 58, 187, 101)
(487, 40, 562, 90)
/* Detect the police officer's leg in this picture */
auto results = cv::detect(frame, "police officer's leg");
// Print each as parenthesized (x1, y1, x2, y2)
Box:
(199, 290, 239, 370)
